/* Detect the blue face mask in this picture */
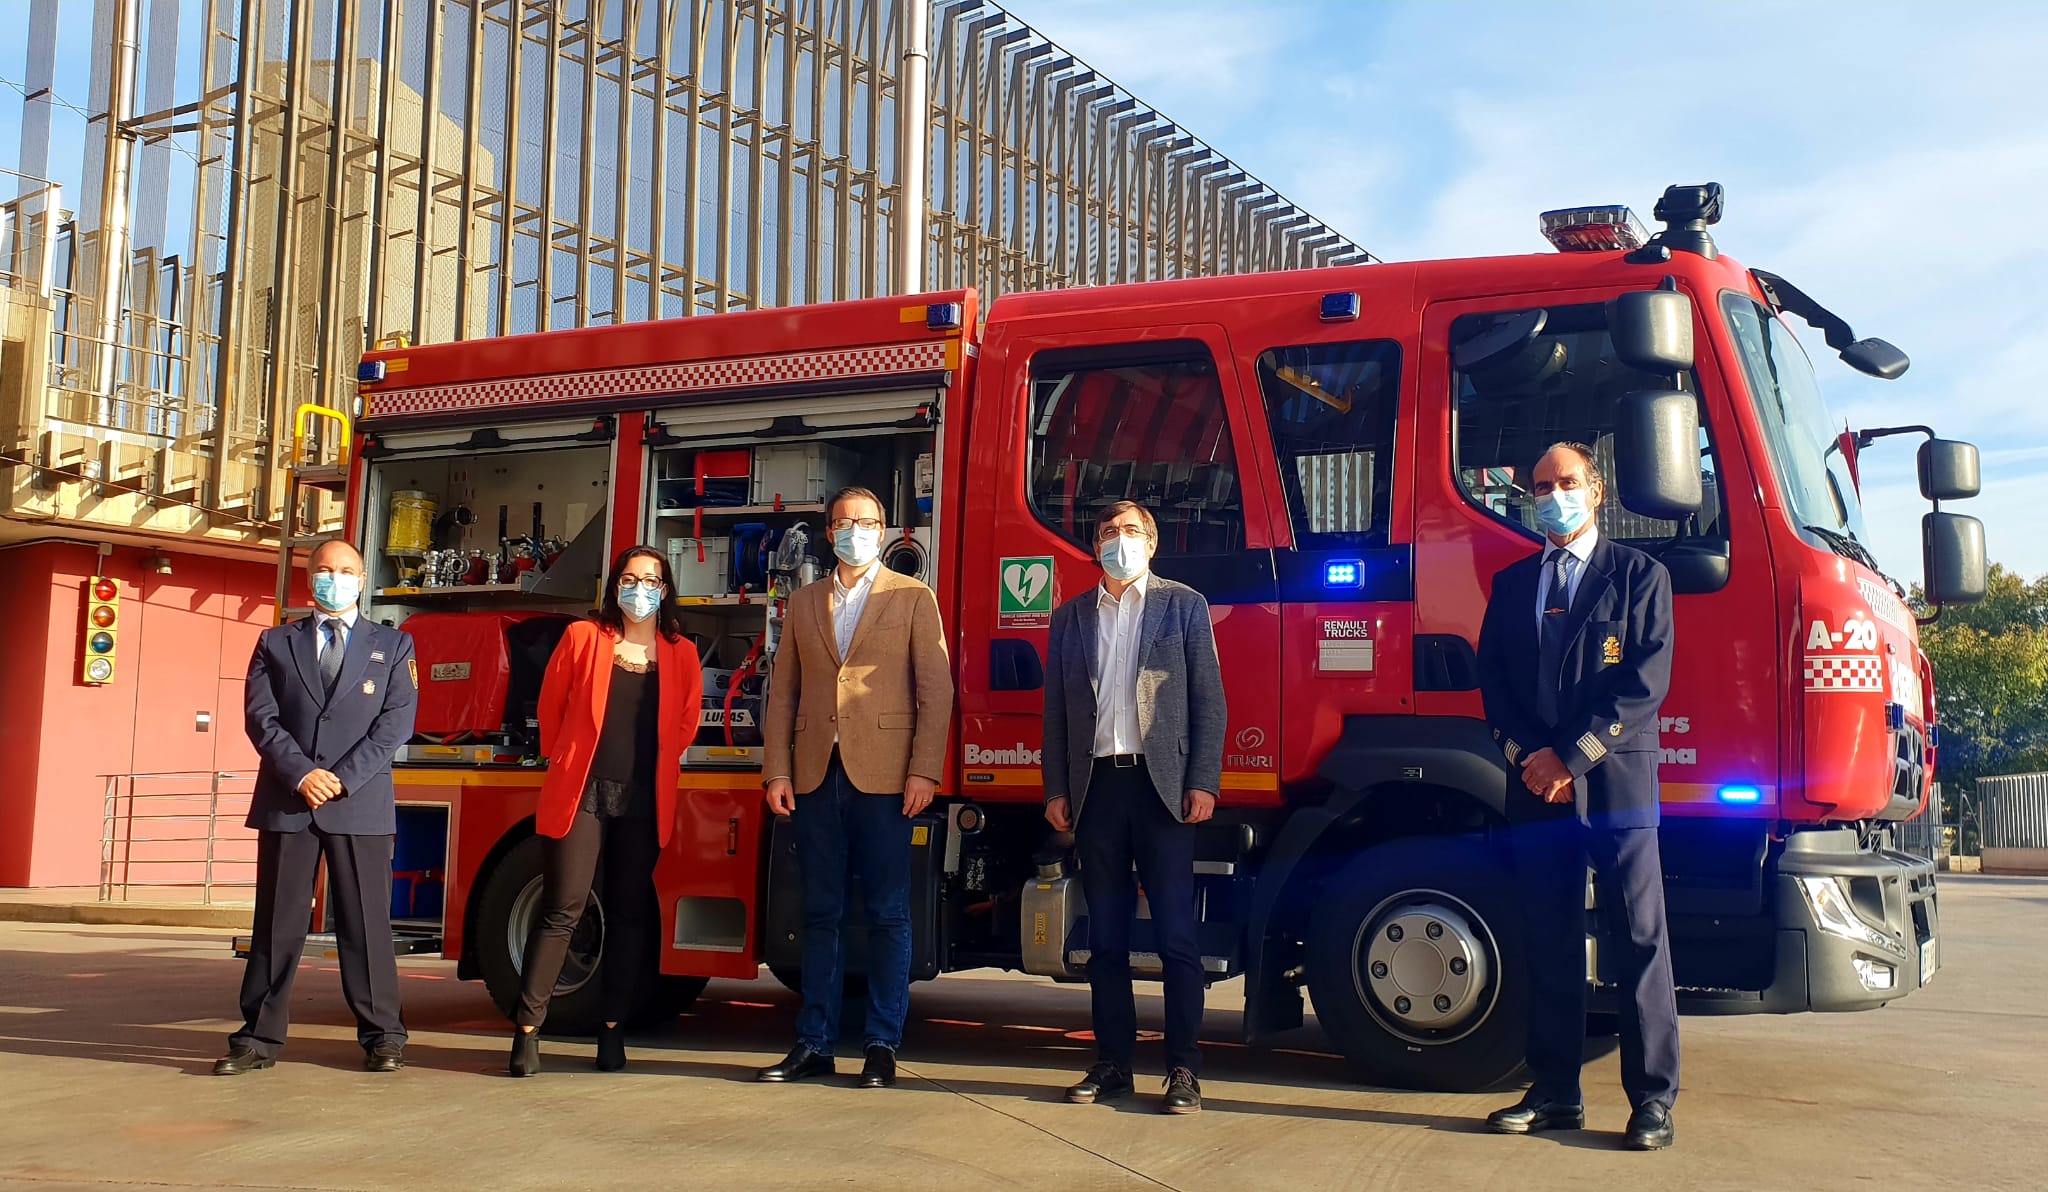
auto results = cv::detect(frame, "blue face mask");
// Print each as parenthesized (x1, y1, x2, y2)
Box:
(1098, 534, 1151, 583)
(618, 584, 663, 623)
(311, 571, 362, 612)
(832, 525, 882, 568)
(1534, 488, 1593, 537)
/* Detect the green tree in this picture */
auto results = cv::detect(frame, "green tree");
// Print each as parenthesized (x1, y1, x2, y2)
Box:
(1919, 565, 2048, 813)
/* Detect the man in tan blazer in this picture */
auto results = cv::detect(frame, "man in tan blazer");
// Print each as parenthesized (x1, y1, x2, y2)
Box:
(757, 486, 952, 1090)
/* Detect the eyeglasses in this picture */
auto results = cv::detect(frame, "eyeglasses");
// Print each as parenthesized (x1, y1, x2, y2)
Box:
(617, 576, 667, 593)
(827, 517, 884, 533)
(1096, 524, 1152, 543)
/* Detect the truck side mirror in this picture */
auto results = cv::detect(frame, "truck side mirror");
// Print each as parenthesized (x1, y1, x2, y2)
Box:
(1613, 390, 1702, 521)
(1841, 338, 1910, 381)
(1609, 289, 1694, 374)
(1918, 439, 1981, 501)
(1924, 512, 1986, 606)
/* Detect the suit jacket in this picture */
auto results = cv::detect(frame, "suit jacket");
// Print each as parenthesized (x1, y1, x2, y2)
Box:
(1476, 534, 1674, 829)
(244, 615, 419, 835)
(536, 620, 704, 848)
(763, 564, 954, 796)
(1040, 575, 1227, 824)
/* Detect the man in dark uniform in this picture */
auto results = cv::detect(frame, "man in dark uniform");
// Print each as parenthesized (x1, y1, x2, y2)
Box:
(1476, 442, 1680, 1150)
(213, 540, 419, 1075)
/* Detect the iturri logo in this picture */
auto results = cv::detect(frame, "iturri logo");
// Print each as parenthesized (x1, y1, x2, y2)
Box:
(1234, 726, 1267, 751)
(965, 742, 1042, 766)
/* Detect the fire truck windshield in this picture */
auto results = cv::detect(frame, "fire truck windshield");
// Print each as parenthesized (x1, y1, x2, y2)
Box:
(1721, 293, 1875, 561)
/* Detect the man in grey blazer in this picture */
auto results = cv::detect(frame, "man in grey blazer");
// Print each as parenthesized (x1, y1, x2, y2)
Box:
(1043, 500, 1227, 1114)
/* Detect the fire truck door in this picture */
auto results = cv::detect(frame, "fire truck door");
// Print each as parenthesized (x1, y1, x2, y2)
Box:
(957, 324, 1282, 805)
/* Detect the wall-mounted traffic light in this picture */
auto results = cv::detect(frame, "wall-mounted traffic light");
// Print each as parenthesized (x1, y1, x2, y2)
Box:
(81, 576, 120, 685)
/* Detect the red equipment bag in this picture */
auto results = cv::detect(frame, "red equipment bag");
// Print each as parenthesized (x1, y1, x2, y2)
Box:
(406, 611, 577, 738)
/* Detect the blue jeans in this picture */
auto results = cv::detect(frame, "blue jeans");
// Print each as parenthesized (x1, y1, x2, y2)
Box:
(792, 757, 913, 1055)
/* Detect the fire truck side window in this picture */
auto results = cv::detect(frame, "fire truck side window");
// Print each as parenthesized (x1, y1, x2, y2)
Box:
(1451, 302, 1726, 544)
(1255, 340, 1401, 547)
(1027, 341, 1246, 555)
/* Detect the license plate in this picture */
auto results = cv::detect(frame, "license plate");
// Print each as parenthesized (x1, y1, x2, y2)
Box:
(1919, 938, 1939, 985)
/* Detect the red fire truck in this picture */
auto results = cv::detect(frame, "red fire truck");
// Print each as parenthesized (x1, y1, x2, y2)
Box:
(318, 183, 1984, 1091)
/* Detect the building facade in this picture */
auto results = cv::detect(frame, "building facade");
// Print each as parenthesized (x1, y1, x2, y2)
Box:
(0, 0, 1367, 886)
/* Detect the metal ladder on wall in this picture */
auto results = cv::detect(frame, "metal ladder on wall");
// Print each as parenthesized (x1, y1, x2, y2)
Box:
(273, 404, 355, 623)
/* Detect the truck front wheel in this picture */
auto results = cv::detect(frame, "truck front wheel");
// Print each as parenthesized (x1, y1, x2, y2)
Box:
(475, 836, 698, 1034)
(1306, 837, 1529, 1093)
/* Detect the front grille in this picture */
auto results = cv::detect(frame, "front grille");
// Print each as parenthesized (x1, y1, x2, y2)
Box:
(1891, 720, 1927, 806)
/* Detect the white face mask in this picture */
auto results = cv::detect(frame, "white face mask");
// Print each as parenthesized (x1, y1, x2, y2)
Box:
(1098, 534, 1151, 583)
(833, 525, 882, 568)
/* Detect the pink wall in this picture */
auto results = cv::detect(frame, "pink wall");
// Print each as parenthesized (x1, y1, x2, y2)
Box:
(0, 542, 276, 887)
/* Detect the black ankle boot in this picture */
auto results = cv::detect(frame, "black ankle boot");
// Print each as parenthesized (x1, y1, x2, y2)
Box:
(509, 1029, 541, 1077)
(596, 1024, 626, 1072)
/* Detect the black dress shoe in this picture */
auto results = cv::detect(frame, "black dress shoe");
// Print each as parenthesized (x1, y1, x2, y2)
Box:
(1625, 1103, 1675, 1150)
(1065, 1061, 1133, 1104)
(596, 1024, 627, 1072)
(1162, 1067, 1202, 1115)
(211, 1047, 274, 1076)
(756, 1045, 835, 1083)
(1486, 1096, 1586, 1135)
(509, 1030, 541, 1077)
(857, 1045, 897, 1088)
(364, 1045, 405, 1073)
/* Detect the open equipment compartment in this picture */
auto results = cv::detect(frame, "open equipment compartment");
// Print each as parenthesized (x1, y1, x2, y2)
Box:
(356, 416, 619, 760)
(642, 386, 944, 770)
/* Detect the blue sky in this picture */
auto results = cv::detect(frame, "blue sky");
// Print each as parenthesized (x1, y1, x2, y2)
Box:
(9, 1, 2044, 579)
(1004, 0, 2048, 582)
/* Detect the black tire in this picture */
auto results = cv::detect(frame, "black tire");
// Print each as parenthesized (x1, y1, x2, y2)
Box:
(474, 835, 658, 1036)
(1306, 835, 1529, 1093)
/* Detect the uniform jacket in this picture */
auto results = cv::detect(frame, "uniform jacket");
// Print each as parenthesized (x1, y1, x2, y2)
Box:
(1040, 575, 1227, 824)
(244, 615, 419, 835)
(536, 619, 704, 848)
(1476, 534, 1675, 829)
(763, 564, 954, 796)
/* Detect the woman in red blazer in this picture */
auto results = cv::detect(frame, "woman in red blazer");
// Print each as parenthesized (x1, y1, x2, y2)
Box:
(510, 545, 703, 1076)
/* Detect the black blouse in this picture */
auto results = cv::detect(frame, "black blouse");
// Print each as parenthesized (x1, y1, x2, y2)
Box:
(582, 657, 658, 819)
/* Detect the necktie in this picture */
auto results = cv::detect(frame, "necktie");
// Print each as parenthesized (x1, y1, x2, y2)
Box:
(320, 619, 344, 697)
(1536, 553, 1575, 725)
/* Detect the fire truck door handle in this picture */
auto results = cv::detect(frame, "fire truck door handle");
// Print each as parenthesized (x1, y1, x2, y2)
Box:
(989, 639, 1045, 691)
(1414, 634, 1480, 692)
(727, 818, 739, 856)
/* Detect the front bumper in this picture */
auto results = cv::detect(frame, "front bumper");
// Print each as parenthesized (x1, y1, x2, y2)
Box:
(1755, 828, 1939, 1012)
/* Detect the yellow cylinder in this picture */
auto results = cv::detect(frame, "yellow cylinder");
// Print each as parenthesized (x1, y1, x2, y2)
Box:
(386, 490, 436, 555)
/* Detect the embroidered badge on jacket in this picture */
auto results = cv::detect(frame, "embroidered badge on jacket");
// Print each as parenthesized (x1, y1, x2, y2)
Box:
(1602, 634, 1622, 664)
(362, 680, 376, 695)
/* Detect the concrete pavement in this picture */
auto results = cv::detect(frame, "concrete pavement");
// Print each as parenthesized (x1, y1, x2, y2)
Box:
(1, 875, 2043, 1191)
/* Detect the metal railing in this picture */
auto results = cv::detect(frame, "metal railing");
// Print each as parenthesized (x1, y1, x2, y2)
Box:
(98, 770, 259, 904)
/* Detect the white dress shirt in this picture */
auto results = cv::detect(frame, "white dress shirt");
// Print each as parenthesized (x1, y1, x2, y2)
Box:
(316, 606, 360, 658)
(1092, 572, 1149, 757)
(829, 561, 880, 659)
(1534, 523, 1600, 632)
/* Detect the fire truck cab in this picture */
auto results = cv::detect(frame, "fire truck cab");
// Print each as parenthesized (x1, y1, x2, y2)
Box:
(334, 183, 1984, 1091)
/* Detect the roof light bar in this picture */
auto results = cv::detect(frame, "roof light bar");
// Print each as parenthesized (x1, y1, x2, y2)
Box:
(1539, 205, 1649, 253)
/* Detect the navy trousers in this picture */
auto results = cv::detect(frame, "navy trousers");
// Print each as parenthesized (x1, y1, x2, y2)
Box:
(1076, 759, 1203, 1074)
(1512, 817, 1680, 1110)
(792, 756, 913, 1054)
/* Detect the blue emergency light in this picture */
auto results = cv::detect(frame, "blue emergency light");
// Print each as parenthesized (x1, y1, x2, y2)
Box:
(1885, 702, 1906, 732)
(926, 302, 964, 331)
(1320, 292, 1360, 322)
(357, 359, 387, 383)
(1718, 785, 1762, 805)
(1323, 559, 1364, 589)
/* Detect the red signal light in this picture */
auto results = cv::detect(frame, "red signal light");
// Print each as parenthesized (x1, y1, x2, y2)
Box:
(92, 577, 119, 601)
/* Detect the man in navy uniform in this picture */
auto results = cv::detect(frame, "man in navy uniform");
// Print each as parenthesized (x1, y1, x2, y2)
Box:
(214, 540, 419, 1075)
(1476, 442, 1680, 1150)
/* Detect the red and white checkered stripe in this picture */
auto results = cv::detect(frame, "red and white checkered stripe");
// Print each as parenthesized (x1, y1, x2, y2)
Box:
(367, 341, 950, 421)
(1804, 654, 1883, 692)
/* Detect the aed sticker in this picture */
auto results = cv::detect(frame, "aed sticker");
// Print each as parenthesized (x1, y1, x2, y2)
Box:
(1318, 618, 1374, 673)
(998, 557, 1055, 628)
(429, 662, 471, 682)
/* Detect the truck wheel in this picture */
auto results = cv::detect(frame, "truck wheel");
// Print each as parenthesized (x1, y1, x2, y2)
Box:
(1306, 836, 1529, 1093)
(475, 836, 655, 1036)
